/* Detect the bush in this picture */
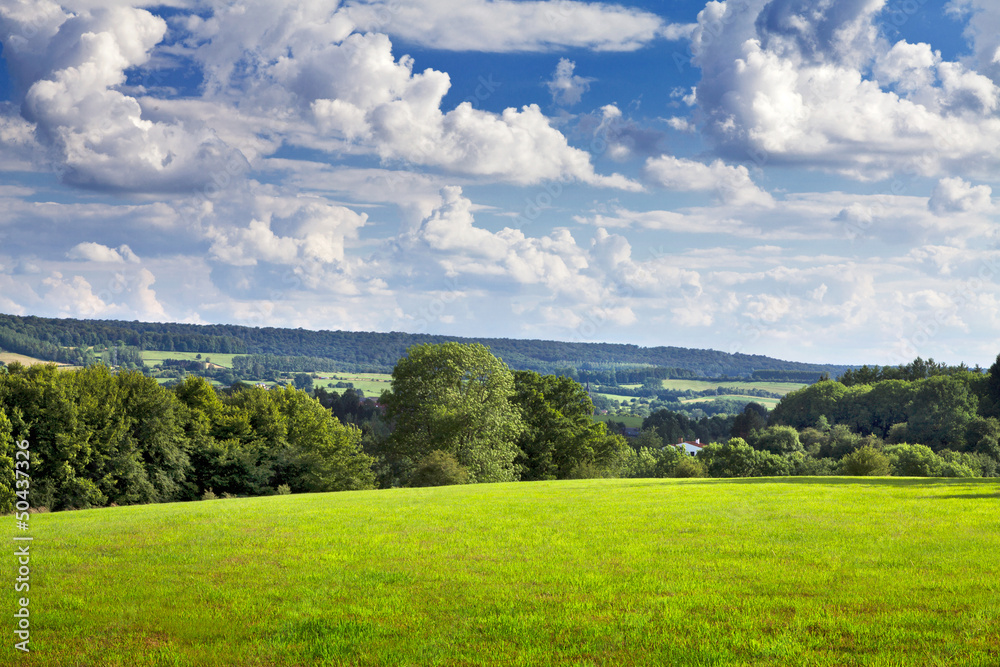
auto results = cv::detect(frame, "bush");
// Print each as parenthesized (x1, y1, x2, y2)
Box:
(673, 457, 706, 478)
(786, 453, 837, 476)
(201, 488, 218, 501)
(409, 451, 472, 487)
(276, 484, 292, 495)
(839, 446, 891, 476)
(699, 438, 758, 478)
(756, 425, 803, 455)
(885, 444, 942, 477)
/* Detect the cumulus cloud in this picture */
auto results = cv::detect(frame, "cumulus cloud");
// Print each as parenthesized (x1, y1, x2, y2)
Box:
(666, 117, 695, 132)
(207, 195, 368, 270)
(31, 267, 167, 320)
(342, 0, 675, 52)
(392, 187, 709, 331)
(546, 59, 594, 106)
(0, 5, 244, 192)
(404, 186, 593, 295)
(947, 0, 1000, 85)
(2, 1, 640, 194)
(928, 177, 994, 215)
(644, 156, 774, 206)
(690, 0, 1000, 179)
(66, 242, 140, 263)
(189, 18, 639, 189)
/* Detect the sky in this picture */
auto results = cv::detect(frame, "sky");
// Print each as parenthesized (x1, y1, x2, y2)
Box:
(1, 0, 999, 367)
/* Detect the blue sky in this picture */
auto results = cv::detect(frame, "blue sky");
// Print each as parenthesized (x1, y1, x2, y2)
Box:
(1, 0, 999, 367)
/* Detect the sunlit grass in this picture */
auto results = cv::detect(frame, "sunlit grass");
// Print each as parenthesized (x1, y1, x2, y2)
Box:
(141, 351, 241, 368)
(0, 353, 73, 368)
(314, 373, 393, 396)
(659, 380, 807, 395)
(3, 478, 999, 665)
(680, 395, 781, 408)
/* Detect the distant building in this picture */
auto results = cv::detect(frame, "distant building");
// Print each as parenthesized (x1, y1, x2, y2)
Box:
(676, 438, 702, 456)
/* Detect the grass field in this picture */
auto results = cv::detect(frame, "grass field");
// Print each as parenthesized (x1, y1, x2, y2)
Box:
(658, 380, 808, 395)
(141, 351, 241, 369)
(4, 478, 998, 666)
(0, 352, 72, 368)
(681, 395, 782, 409)
(314, 373, 393, 396)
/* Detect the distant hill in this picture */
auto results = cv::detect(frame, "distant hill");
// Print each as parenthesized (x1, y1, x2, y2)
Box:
(0, 313, 852, 379)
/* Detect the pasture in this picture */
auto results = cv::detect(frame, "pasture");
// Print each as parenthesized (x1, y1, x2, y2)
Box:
(141, 350, 241, 368)
(0, 352, 74, 369)
(314, 372, 394, 396)
(658, 379, 808, 395)
(680, 395, 781, 409)
(4, 477, 998, 666)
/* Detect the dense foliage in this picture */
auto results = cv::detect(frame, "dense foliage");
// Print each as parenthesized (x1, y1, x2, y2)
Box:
(0, 364, 374, 511)
(3, 339, 999, 514)
(380, 343, 527, 484)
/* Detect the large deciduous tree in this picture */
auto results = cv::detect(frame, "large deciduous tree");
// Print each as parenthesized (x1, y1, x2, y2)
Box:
(512, 370, 626, 480)
(381, 343, 525, 483)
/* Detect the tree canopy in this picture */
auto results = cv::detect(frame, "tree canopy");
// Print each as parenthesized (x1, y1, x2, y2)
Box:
(381, 343, 525, 483)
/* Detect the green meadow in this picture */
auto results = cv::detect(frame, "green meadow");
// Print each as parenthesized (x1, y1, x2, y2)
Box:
(4, 478, 999, 666)
(657, 380, 808, 395)
(680, 395, 781, 409)
(314, 373, 393, 396)
(141, 351, 242, 368)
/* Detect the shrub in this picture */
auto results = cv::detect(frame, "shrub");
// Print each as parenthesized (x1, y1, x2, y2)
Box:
(839, 446, 891, 476)
(885, 444, 942, 477)
(276, 484, 292, 495)
(673, 457, 706, 478)
(201, 488, 218, 501)
(409, 451, 471, 487)
(756, 425, 803, 455)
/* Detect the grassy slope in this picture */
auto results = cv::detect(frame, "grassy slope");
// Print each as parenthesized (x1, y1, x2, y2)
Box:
(658, 380, 808, 395)
(680, 395, 781, 408)
(314, 373, 393, 396)
(4, 478, 998, 666)
(0, 352, 73, 368)
(141, 351, 241, 368)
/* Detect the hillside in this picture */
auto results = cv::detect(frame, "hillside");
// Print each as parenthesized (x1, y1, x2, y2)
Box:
(6, 478, 998, 665)
(0, 313, 852, 378)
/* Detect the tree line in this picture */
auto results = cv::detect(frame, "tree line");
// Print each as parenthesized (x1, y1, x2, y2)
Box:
(4, 343, 997, 514)
(0, 312, 851, 378)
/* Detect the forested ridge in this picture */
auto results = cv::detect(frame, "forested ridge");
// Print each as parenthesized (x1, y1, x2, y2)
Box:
(0, 313, 850, 378)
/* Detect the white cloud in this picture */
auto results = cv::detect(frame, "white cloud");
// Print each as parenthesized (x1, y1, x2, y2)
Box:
(666, 117, 695, 133)
(1, 5, 244, 191)
(576, 207, 760, 237)
(947, 0, 1000, 85)
(29, 267, 168, 320)
(206, 194, 368, 271)
(928, 177, 994, 215)
(342, 0, 676, 53)
(192, 21, 639, 189)
(66, 242, 140, 263)
(691, 1, 1000, 180)
(644, 156, 774, 206)
(546, 58, 594, 106)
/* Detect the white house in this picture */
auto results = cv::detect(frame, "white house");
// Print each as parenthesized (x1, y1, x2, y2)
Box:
(677, 438, 702, 456)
